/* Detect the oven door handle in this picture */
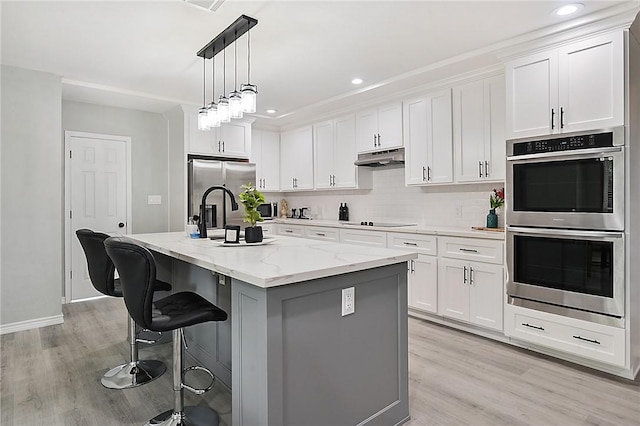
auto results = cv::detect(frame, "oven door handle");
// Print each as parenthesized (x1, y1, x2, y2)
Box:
(507, 226, 624, 239)
(506, 146, 622, 162)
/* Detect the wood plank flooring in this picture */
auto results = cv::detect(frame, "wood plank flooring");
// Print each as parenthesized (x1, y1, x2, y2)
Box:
(1, 297, 638, 425)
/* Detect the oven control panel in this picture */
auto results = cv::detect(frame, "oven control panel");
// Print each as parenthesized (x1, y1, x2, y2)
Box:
(512, 132, 613, 156)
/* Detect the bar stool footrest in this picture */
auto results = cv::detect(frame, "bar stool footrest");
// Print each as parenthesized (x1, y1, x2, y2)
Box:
(146, 406, 219, 426)
(182, 365, 215, 395)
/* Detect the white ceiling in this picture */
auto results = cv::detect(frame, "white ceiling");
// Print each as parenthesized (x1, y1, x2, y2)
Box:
(2, 0, 639, 128)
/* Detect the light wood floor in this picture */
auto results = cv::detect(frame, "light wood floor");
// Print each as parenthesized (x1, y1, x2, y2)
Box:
(1, 298, 639, 425)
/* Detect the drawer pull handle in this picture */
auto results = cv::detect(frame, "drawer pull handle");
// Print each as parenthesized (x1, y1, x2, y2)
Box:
(573, 335, 601, 345)
(403, 242, 418, 246)
(522, 323, 545, 331)
(285, 230, 293, 233)
(316, 232, 326, 236)
(459, 248, 478, 253)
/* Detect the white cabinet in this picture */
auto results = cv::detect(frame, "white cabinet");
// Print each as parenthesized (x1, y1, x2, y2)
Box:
(339, 228, 387, 247)
(506, 31, 624, 138)
(275, 223, 305, 237)
(437, 237, 504, 331)
(387, 233, 438, 314)
(304, 226, 340, 242)
(453, 75, 505, 183)
(356, 102, 403, 153)
(280, 126, 314, 191)
(252, 130, 280, 191)
(404, 89, 453, 185)
(313, 115, 362, 189)
(187, 109, 251, 158)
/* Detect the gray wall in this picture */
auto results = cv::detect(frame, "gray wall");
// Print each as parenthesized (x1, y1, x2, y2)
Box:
(164, 105, 186, 232)
(62, 100, 170, 234)
(1, 65, 63, 326)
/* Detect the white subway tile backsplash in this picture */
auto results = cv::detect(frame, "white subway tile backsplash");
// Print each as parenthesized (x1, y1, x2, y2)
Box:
(267, 167, 504, 228)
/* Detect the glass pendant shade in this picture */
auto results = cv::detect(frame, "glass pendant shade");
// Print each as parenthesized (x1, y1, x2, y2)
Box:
(218, 96, 231, 123)
(198, 107, 210, 130)
(207, 102, 221, 128)
(229, 90, 243, 119)
(240, 84, 257, 113)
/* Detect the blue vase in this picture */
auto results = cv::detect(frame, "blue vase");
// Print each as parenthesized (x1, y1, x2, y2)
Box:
(486, 209, 498, 228)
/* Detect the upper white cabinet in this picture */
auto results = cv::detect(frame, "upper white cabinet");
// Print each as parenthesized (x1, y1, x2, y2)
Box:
(280, 126, 314, 191)
(356, 102, 403, 153)
(506, 31, 624, 139)
(452, 74, 505, 183)
(187, 109, 251, 158)
(252, 130, 280, 192)
(404, 89, 454, 186)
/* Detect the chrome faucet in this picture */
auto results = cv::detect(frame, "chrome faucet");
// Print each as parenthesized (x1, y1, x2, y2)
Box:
(199, 185, 239, 239)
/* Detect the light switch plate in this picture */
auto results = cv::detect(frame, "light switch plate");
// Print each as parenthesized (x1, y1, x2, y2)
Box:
(148, 195, 162, 205)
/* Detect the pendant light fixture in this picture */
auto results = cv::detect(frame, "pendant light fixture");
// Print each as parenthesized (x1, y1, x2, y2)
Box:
(229, 31, 244, 119)
(240, 24, 257, 114)
(197, 56, 209, 130)
(196, 15, 257, 130)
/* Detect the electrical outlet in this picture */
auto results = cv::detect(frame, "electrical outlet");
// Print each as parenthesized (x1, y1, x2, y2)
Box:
(148, 195, 162, 205)
(455, 205, 463, 217)
(341, 287, 355, 316)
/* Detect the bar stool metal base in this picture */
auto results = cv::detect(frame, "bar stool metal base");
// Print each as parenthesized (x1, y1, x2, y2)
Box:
(146, 406, 219, 426)
(101, 360, 166, 389)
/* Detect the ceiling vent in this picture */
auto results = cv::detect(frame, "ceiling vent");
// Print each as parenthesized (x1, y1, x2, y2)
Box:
(184, 0, 226, 12)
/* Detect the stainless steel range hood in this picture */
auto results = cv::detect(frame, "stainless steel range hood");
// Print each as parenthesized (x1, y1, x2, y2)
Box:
(354, 148, 405, 167)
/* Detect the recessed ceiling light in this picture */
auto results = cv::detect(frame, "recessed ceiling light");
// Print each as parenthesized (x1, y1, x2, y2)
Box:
(554, 3, 584, 16)
(351, 78, 363, 85)
(266, 109, 277, 114)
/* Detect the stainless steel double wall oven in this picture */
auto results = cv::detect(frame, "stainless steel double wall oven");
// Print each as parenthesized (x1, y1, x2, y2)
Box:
(506, 127, 625, 326)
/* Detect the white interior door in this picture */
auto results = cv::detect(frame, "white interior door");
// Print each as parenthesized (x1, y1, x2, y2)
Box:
(67, 132, 129, 301)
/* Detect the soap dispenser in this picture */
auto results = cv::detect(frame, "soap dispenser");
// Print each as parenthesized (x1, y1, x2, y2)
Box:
(343, 203, 349, 221)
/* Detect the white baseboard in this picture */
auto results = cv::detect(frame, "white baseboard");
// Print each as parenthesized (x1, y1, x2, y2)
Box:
(0, 314, 64, 335)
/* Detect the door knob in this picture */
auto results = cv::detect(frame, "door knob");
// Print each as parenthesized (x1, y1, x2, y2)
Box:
(118, 222, 125, 228)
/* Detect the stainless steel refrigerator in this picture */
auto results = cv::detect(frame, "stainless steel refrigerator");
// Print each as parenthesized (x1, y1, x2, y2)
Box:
(188, 158, 256, 230)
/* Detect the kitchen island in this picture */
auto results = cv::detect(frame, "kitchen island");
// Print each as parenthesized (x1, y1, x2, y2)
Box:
(127, 231, 417, 426)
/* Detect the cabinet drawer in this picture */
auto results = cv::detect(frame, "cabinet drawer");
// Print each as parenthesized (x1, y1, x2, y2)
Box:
(304, 226, 339, 242)
(339, 229, 387, 247)
(387, 233, 437, 256)
(261, 223, 275, 235)
(438, 237, 503, 264)
(276, 224, 305, 237)
(505, 305, 625, 367)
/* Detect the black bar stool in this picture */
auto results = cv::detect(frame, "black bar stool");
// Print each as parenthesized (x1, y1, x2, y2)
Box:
(76, 229, 170, 389)
(104, 236, 227, 426)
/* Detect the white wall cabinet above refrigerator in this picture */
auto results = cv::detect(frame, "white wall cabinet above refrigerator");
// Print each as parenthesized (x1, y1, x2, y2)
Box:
(404, 89, 454, 186)
(187, 108, 252, 158)
(505, 31, 624, 139)
(252, 129, 280, 192)
(280, 125, 314, 191)
(314, 115, 372, 190)
(452, 74, 506, 183)
(356, 102, 403, 153)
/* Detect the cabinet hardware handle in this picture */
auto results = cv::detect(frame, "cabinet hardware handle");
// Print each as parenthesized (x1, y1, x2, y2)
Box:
(422, 166, 427, 181)
(285, 230, 293, 233)
(377, 133, 381, 146)
(463, 266, 468, 284)
(551, 108, 555, 130)
(522, 323, 545, 331)
(478, 161, 483, 178)
(427, 166, 431, 181)
(262, 178, 265, 188)
(573, 335, 600, 345)
(373, 134, 377, 146)
(316, 232, 326, 236)
(218, 141, 222, 152)
(484, 161, 489, 178)
(469, 267, 474, 285)
(560, 107, 565, 129)
(403, 242, 418, 246)
(459, 248, 478, 253)
(222, 141, 225, 152)
(410, 259, 416, 273)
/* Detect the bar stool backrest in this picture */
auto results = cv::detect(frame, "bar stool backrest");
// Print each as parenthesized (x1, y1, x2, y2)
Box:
(76, 229, 118, 297)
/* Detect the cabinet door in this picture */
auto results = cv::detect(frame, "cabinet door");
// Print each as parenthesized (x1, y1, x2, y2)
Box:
(437, 258, 470, 322)
(254, 130, 280, 191)
(427, 89, 454, 184)
(280, 130, 297, 190)
(356, 108, 379, 153)
(506, 50, 558, 139)
(313, 120, 334, 189)
(408, 255, 438, 314)
(468, 263, 504, 331)
(558, 31, 624, 133)
(403, 96, 429, 185)
(377, 102, 403, 149)
(453, 80, 486, 183)
(333, 115, 357, 188)
(219, 122, 249, 158)
(281, 126, 313, 191)
(484, 75, 506, 181)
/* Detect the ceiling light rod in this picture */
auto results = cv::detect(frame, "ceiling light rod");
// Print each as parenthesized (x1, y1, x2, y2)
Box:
(197, 15, 258, 59)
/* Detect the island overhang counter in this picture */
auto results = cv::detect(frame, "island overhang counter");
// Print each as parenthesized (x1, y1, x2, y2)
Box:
(126, 231, 417, 426)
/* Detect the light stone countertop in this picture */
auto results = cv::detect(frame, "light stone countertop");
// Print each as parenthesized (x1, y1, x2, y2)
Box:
(270, 218, 505, 240)
(127, 231, 417, 289)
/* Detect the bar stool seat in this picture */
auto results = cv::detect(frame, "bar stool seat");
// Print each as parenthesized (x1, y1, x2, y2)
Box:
(76, 229, 170, 389)
(105, 236, 227, 426)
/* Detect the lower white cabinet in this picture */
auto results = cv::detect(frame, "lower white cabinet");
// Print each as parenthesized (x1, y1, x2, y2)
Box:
(260, 222, 275, 236)
(505, 304, 625, 367)
(304, 226, 339, 242)
(275, 224, 305, 237)
(339, 228, 387, 247)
